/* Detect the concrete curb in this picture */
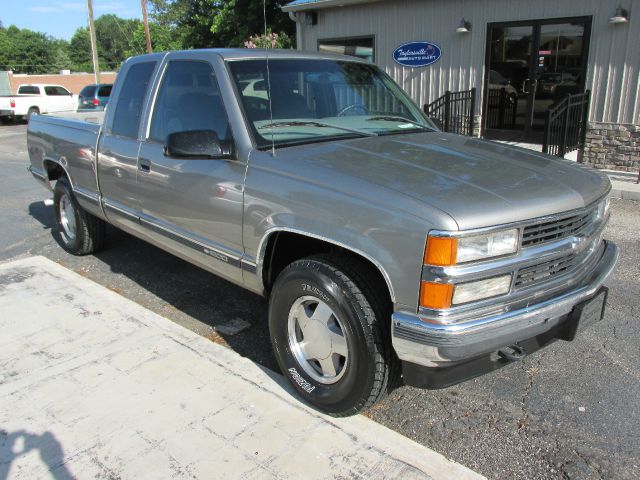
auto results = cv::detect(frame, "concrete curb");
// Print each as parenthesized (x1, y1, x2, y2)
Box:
(0, 256, 485, 480)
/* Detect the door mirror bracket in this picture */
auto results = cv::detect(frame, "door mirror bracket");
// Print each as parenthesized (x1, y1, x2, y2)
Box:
(165, 130, 234, 160)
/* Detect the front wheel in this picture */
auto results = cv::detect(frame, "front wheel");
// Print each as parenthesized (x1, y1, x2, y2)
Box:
(269, 254, 397, 416)
(53, 178, 105, 255)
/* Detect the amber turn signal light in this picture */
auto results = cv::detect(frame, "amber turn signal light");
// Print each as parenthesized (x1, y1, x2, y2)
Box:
(419, 281, 453, 309)
(424, 236, 457, 266)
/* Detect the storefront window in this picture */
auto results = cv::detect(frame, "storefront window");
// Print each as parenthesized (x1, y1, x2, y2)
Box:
(318, 37, 374, 62)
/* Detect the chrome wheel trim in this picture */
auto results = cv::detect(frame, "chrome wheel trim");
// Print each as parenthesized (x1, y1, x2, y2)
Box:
(59, 193, 77, 242)
(287, 295, 349, 385)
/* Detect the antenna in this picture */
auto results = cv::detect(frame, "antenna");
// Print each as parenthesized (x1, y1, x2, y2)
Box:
(263, 0, 276, 156)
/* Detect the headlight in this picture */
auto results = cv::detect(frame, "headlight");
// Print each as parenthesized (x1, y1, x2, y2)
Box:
(452, 275, 512, 305)
(456, 229, 519, 263)
(424, 229, 519, 266)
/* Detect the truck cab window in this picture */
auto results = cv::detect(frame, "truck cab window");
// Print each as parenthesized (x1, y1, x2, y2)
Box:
(45, 86, 71, 96)
(18, 86, 40, 95)
(149, 61, 230, 144)
(112, 62, 156, 138)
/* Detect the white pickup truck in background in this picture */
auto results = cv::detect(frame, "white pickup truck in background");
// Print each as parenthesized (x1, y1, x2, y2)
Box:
(0, 84, 77, 123)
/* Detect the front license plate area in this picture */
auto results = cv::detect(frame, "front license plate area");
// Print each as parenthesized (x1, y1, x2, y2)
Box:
(561, 287, 608, 341)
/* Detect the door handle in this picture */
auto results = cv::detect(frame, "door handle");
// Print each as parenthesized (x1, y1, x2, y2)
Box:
(522, 78, 530, 94)
(139, 160, 151, 173)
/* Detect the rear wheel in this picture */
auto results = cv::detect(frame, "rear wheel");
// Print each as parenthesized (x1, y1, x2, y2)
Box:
(269, 254, 397, 416)
(26, 107, 39, 123)
(53, 178, 105, 255)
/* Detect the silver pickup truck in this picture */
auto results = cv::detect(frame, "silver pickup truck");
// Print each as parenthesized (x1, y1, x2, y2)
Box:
(27, 49, 618, 416)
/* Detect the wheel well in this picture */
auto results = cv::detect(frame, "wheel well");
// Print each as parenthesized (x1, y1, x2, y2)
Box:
(262, 231, 392, 304)
(43, 160, 66, 183)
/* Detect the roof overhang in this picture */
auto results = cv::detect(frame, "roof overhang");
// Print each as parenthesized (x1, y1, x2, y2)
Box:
(282, 0, 384, 13)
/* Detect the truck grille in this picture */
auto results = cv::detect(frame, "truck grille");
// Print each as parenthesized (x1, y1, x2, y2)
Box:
(521, 209, 594, 247)
(515, 253, 577, 288)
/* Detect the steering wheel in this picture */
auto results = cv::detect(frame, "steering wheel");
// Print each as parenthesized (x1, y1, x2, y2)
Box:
(337, 103, 369, 117)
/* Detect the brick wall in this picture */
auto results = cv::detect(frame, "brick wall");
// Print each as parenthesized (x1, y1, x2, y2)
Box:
(583, 122, 640, 172)
(8, 72, 118, 95)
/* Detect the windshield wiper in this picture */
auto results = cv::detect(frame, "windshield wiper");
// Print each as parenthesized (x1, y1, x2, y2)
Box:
(257, 120, 377, 137)
(366, 115, 432, 130)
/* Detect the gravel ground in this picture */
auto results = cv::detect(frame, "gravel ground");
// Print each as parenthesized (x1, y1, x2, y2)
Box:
(2, 123, 638, 479)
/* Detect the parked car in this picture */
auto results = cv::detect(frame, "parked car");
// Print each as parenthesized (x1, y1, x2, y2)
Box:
(27, 49, 618, 416)
(0, 84, 77, 122)
(537, 72, 576, 98)
(488, 69, 517, 96)
(78, 84, 113, 110)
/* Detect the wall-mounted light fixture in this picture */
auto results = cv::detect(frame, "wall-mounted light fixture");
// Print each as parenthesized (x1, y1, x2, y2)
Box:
(456, 18, 472, 33)
(608, 6, 629, 24)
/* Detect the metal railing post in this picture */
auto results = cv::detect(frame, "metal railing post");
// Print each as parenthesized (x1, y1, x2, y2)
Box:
(559, 95, 572, 157)
(577, 90, 590, 164)
(444, 91, 451, 132)
(469, 88, 476, 136)
(542, 109, 551, 154)
(498, 89, 505, 129)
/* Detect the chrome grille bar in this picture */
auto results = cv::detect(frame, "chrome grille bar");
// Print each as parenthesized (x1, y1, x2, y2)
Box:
(522, 210, 594, 247)
(515, 253, 577, 288)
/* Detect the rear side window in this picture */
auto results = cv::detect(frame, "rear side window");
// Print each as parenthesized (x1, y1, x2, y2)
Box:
(97, 85, 112, 97)
(112, 62, 156, 138)
(80, 86, 97, 97)
(44, 86, 71, 96)
(18, 86, 40, 94)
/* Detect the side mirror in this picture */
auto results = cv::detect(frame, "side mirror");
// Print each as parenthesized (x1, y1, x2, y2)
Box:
(165, 130, 234, 159)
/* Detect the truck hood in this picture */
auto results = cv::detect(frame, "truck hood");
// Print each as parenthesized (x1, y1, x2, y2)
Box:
(282, 132, 610, 230)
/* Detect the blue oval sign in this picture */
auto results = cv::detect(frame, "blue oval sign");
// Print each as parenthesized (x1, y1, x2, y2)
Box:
(393, 41, 442, 68)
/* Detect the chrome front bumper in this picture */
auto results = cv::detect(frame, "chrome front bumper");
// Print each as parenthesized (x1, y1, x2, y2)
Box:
(392, 241, 619, 367)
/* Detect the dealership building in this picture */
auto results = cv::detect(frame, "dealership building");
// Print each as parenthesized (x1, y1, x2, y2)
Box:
(283, 0, 639, 171)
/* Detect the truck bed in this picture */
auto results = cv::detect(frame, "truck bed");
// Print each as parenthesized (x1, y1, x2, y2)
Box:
(27, 112, 104, 205)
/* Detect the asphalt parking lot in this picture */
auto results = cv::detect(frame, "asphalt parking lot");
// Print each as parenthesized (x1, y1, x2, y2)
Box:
(2, 122, 639, 479)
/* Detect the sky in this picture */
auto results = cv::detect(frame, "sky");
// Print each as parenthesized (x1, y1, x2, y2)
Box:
(1, 1, 143, 40)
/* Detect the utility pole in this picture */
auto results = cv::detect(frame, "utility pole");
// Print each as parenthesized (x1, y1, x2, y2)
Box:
(87, 0, 100, 83)
(141, 0, 152, 53)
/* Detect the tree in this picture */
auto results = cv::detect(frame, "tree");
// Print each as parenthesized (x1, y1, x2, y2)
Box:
(0, 22, 10, 69)
(126, 22, 182, 56)
(210, 0, 295, 48)
(148, 0, 219, 48)
(147, 0, 295, 49)
(94, 15, 141, 67)
(3, 26, 58, 74)
(68, 27, 98, 72)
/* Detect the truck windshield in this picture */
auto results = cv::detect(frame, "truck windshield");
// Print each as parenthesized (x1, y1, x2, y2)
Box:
(228, 58, 435, 149)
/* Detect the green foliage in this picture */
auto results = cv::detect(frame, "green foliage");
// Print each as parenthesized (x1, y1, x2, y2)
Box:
(1, 26, 58, 74)
(148, 0, 218, 48)
(126, 22, 182, 56)
(95, 15, 141, 67)
(244, 31, 293, 49)
(148, 0, 295, 49)
(0, 1, 296, 74)
(210, 0, 295, 48)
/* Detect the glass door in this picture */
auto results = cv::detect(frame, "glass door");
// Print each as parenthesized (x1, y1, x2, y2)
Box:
(484, 17, 591, 143)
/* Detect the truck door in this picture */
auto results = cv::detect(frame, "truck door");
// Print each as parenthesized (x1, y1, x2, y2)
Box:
(136, 58, 246, 284)
(97, 60, 158, 235)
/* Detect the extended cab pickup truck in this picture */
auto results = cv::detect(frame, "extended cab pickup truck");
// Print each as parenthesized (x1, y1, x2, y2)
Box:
(1, 84, 77, 122)
(27, 50, 618, 416)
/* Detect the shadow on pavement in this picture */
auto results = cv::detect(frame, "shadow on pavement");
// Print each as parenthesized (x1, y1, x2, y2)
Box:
(0, 429, 73, 480)
(28, 199, 277, 371)
(28, 201, 55, 231)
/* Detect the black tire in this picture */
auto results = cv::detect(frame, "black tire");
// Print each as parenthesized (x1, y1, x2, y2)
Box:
(269, 254, 398, 416)
(26, 107, 39, 123)
(53, 177, 105, 255)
